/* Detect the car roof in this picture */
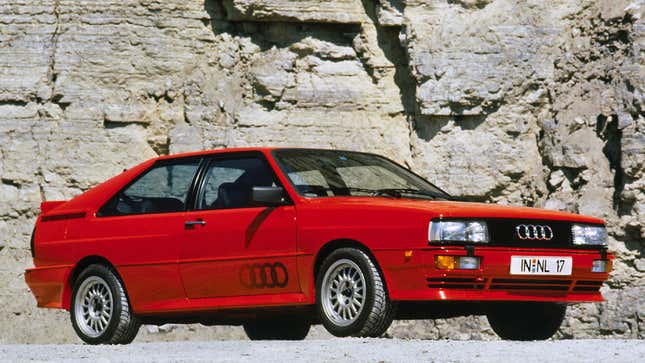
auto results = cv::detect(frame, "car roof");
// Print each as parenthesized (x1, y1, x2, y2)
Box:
(155, 147, 372, 161)
(156, 147, 276, 160)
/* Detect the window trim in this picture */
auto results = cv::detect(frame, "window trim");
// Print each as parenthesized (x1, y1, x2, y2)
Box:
(96, 156, 204, 218)
(192, 151, 292, 211)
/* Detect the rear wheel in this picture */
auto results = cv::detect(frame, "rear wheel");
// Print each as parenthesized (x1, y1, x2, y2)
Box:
(487, 302, 566, 340)
(243, 319, 310, 340)
(316, 248, 395, 337)
(70, 264, 140, 344)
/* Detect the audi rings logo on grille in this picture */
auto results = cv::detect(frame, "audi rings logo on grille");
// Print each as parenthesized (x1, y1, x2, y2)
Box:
(240, 262, 288, 289)
(515, 224, 554, 240)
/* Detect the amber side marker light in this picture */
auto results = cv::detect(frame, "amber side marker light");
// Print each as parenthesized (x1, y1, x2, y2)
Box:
(435, 256, 481, 270)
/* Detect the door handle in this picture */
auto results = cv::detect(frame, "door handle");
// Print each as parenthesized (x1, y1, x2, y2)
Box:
(185, 220, 206, 227)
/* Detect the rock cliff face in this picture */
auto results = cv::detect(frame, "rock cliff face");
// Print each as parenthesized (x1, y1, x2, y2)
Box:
(0, 0, 643, 343)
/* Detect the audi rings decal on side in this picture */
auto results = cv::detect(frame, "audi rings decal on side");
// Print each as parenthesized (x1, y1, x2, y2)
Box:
(515, 224, 554, 240)
(239, 262, 288, 289)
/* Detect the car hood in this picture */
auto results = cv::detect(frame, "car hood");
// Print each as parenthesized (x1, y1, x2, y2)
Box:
(305, 197, 604, 224)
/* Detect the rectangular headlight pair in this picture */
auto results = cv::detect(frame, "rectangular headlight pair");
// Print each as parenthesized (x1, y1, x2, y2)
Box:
(572, 224, 607, 246)
(430, 220, 607, 246)
(429, 220, 489, 243)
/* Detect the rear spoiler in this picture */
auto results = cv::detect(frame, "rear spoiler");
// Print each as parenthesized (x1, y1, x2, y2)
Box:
(40, 201, 67, 214)
(39, 201, 87, 222)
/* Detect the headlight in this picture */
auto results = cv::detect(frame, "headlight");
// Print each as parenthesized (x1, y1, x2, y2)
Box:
(572, 224, 607, 246)
(429, 220, 489, 243)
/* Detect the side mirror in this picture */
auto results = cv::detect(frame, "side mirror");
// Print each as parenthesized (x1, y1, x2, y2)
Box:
(251, 186, 287, 207)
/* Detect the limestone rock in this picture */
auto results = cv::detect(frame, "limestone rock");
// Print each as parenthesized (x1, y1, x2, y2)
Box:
(449, 1, 494, 10)
(549, 170, 566, 188)
(250, 48, 296, 101)
(406, 0, 560, 116)
(222, 0, 367, 24)
(376, 0, 404, 26)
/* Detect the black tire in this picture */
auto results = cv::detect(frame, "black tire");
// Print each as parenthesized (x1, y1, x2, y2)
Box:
(316, 248, 396, 337)
(70, 264, 140, 344)
(487, 302, 566, 341)
(243, 319, 310, 340)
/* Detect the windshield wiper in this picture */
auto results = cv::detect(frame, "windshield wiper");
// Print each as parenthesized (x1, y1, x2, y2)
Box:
(374, 188, 447, 200)
(343, 187, 444, 200)
(327, 187, 403, 198)
(302, 186, 448, 200)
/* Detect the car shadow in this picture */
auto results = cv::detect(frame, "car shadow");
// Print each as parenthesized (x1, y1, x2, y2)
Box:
(245, 207, 275, 247)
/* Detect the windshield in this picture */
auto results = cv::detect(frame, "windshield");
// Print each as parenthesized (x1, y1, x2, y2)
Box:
(272, 149, 451, 200)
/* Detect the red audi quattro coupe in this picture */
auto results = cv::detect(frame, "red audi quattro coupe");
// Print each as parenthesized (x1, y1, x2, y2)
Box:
(25, 148, 613, 344)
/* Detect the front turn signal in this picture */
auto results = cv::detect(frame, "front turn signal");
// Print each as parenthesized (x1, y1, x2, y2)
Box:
(435, 256, 456, 270)
(435, 255, 481, 270)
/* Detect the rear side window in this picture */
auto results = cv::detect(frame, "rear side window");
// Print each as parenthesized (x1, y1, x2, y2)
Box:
(99, 159, 200, 216)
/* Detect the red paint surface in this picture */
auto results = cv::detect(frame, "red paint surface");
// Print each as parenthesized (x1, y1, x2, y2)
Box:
(25, 148, 612, 316)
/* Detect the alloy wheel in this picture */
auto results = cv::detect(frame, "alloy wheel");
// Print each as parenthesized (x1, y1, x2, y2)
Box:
(74, 276, 113, 338)
(321, 259, 366, 327)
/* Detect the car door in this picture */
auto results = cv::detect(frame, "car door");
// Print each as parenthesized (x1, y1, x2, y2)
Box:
(69, 157, 202, 312)
(179, 153, 300, 299)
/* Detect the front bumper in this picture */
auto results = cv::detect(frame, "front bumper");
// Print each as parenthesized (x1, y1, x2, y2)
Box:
(376, 246, 612, 303)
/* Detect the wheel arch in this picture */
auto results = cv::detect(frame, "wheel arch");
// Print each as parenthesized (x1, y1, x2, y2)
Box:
(63, 255, 123, 310)
(312, 239, 391, 295)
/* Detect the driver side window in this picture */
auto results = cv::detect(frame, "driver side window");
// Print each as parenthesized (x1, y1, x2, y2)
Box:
(197, 157, 278, 210)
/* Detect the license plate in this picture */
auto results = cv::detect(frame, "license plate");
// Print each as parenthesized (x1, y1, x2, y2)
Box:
(510, 256, 572, 275)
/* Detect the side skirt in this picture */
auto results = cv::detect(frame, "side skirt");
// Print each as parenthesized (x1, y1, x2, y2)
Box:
(138, 305, 317, 326)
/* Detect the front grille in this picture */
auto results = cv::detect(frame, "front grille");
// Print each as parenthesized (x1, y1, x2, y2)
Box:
(427, 277, 485, 290)
(489, 278, 571, 291)
(487, 219, 572, 248)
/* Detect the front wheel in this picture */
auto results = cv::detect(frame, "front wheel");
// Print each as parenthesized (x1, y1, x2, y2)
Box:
(316, 248, 396, 337)
(487, 302, 566, 340)
(70, 264, 140, 344)
(243, 319, 310, 340)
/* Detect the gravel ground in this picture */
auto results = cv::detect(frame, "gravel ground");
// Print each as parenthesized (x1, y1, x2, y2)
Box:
(0, 339, 643, 363)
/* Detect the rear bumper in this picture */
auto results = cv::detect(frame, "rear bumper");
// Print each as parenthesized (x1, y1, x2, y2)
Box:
(24, 265, 73, 309)
(377, 246, 612, 303)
